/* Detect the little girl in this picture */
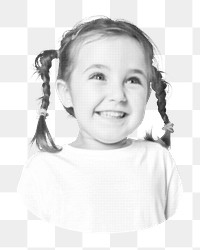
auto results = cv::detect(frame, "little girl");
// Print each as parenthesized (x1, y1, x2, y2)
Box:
(17, 16, 183, 233)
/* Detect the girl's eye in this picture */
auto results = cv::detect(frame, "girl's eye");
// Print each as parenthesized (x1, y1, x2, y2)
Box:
(127, 77, 141, 85)
(90, 73, 141, 85)
(90, 73, 105, 81)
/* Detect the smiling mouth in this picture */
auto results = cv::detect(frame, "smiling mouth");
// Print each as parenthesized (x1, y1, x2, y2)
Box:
(95, 112, 128, 119)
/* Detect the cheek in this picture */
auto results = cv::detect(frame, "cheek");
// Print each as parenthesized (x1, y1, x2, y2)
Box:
(73, 95, 96, 117)
(131, 91, 147, 107)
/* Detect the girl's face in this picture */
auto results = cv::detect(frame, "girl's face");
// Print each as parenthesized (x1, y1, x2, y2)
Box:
(57, 36, 151, 150)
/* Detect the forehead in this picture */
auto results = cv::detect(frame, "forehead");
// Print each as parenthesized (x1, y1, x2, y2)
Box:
(74, 36, 148, 72)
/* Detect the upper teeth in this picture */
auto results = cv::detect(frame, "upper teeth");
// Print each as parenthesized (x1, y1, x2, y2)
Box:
(99, 111, 125, 117)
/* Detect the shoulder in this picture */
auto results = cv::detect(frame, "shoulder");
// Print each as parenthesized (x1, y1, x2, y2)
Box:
(23, 150, 59, 176)
(134, 138, 166, 154)
(25, 151, 50, 168)
(24, 147, 67, 172)
(135, 139, 175, 166)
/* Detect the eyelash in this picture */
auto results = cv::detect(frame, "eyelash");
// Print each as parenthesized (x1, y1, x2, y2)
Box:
(90, 72, 142, 85)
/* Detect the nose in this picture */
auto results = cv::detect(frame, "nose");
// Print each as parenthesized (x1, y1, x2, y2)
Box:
(106, 83, 127, 103)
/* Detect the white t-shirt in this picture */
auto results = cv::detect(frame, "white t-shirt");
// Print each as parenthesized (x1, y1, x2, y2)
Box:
(17, 138, 183, 233)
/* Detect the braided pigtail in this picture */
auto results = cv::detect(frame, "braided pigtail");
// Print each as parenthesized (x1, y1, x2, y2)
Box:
(144, 66, 174, 149)
(29, 49, 63, 153)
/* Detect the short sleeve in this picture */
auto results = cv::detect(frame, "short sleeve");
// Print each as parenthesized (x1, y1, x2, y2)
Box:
(17, 153, 49, 221)
(163, 149, 184, 220)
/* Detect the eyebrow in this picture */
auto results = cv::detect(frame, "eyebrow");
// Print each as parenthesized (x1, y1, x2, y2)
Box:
(83, 64, 147, 79)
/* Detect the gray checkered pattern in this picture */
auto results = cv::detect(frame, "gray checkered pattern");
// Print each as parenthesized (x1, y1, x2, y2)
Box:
(0, 0, 199, 249)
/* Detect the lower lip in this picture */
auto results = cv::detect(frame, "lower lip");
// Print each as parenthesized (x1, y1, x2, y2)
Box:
(95, 112, 128, 122)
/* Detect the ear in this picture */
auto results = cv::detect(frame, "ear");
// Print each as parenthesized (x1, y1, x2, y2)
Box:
(55, 79, 73, 107)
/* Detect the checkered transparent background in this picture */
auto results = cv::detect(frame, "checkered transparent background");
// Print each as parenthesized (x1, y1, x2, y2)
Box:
(0, 0, 200, 249)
